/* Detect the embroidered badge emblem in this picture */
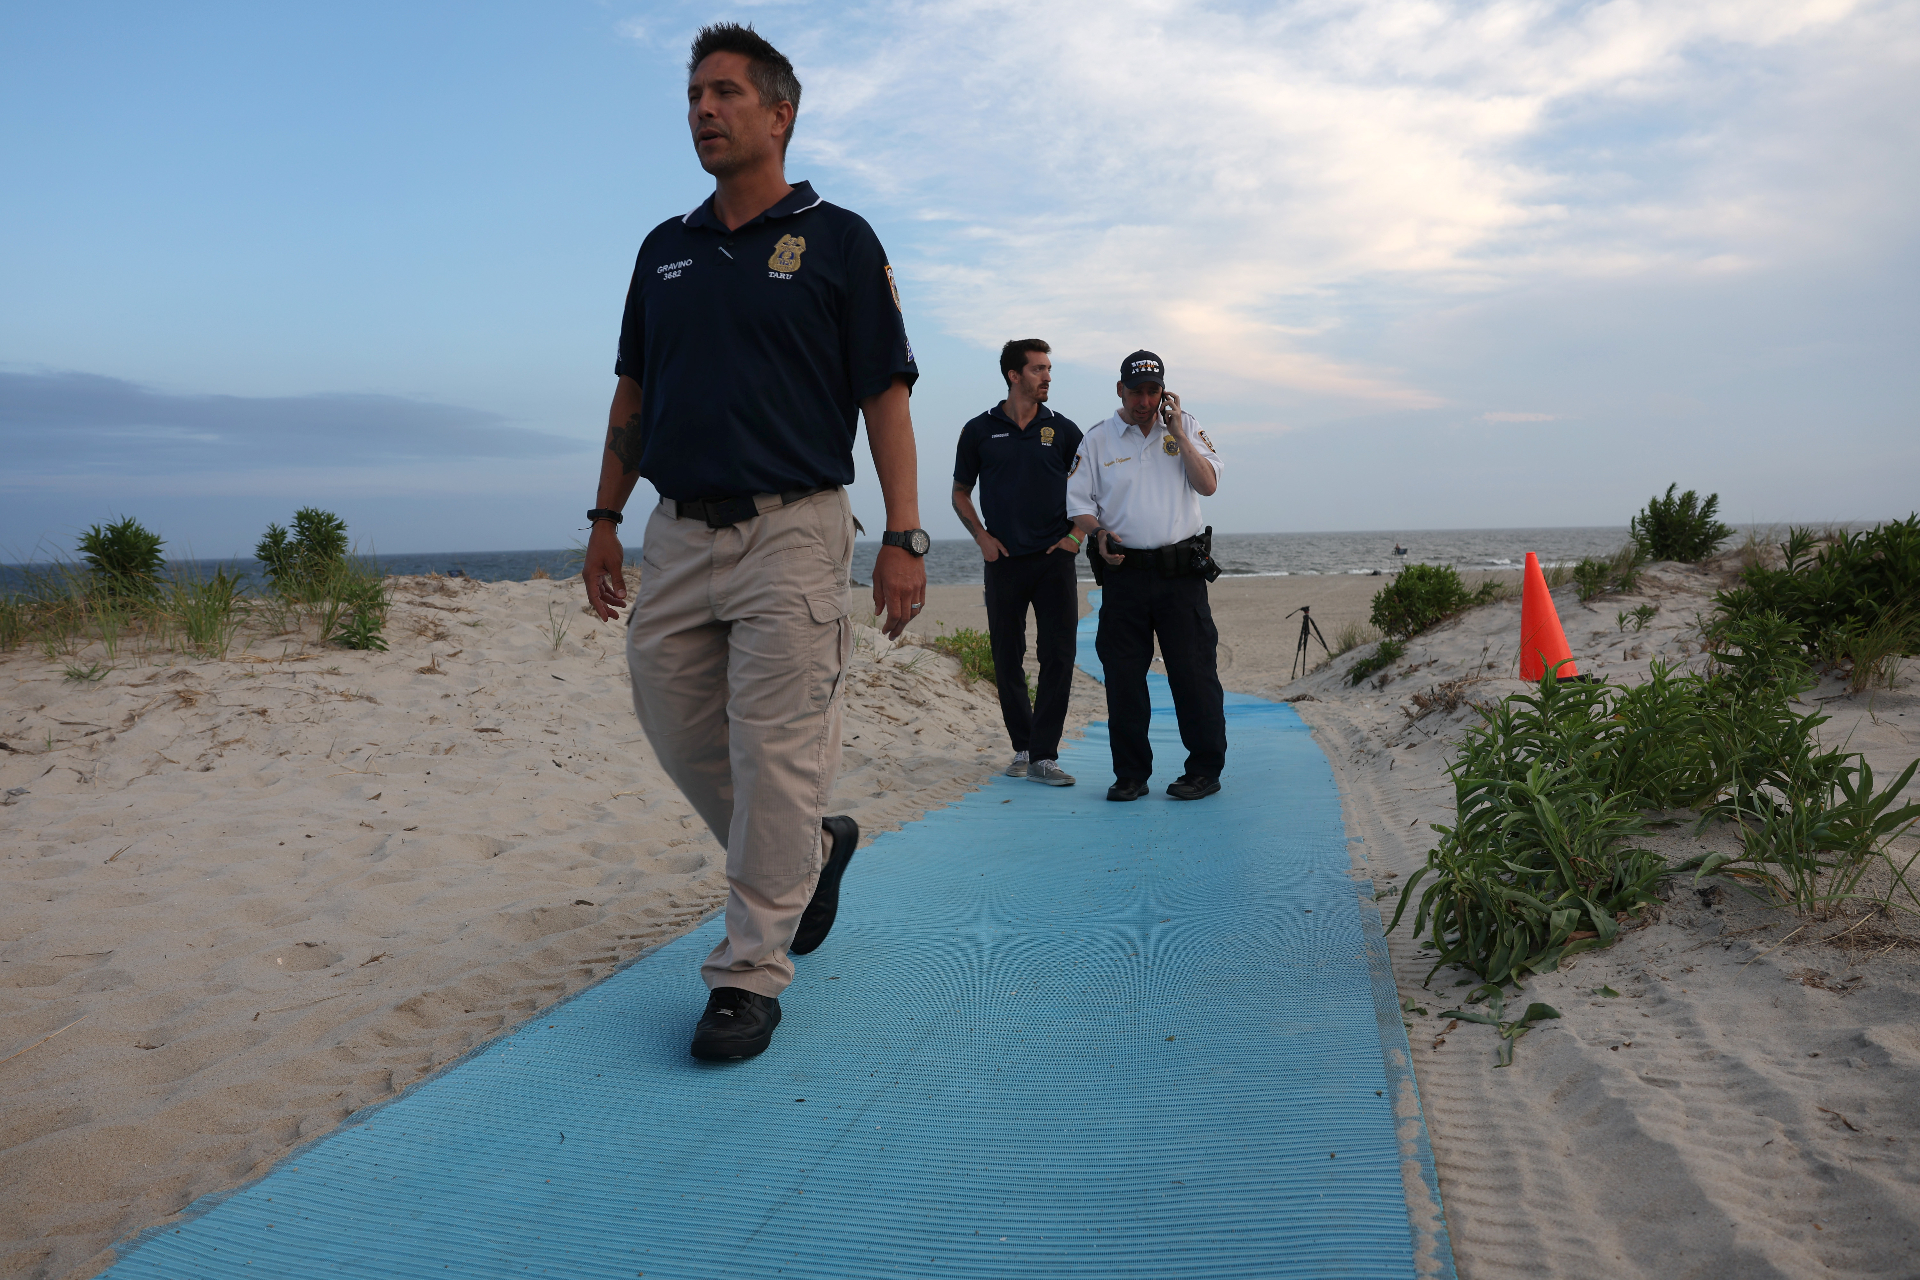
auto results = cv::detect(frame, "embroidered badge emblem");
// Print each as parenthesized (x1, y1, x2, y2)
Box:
(1198, 428, 1215, 451)
(885, 263, 903, 311)
(1040, 425, 1055, 445)
(1069, 453, 1081, 476)
(1162, 434, 1181, 456)
(768, 235, 807, 273)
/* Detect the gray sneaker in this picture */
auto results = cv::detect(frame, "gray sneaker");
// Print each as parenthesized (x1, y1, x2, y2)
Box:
(1004, 751, 1030, 778)
(1028, 758, 1076, 787)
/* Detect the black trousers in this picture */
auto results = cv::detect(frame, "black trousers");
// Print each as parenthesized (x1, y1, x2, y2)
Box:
(1094, 568, 1227, 782)
(983, 548, 1079, 761)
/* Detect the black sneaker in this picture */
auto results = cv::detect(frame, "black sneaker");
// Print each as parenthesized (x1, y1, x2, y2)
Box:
(790, 815, 859, 956)
(1106, 777, 1149, 802)
(1167, 774, 1221, 801)
(689, 986, 782, 1061)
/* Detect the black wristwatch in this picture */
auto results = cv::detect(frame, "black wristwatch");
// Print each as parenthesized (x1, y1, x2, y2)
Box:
(587, 508, 623, 527)
(882, 528, 931, 556)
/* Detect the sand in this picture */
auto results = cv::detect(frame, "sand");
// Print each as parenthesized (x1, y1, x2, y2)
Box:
(6, 563, 1918, 1278)
(1262, 564, 1920, 1279)
(0, 575, 1100, 1279)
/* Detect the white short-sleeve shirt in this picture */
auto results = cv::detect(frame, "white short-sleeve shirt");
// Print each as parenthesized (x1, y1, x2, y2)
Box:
(1065, 411, 1223, 549)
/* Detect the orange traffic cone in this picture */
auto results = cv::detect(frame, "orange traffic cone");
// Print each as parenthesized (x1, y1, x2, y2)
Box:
(1519, 552, 1578, 681)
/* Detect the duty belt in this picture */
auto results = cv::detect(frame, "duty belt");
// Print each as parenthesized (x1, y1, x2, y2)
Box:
(1116, 534, 1201, 574)
(671, 485, 837, 529)
(1113, 528, 1220, 582)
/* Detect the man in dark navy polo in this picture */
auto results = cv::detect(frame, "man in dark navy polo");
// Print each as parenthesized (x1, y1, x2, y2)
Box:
(581, 23, 929, 1062)
(952, 339, 1084, 787)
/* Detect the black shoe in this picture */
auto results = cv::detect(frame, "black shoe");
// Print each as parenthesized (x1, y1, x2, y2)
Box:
(689, 986, 782, 1061)
(1167, 774, 1222, 801)
(790, 815, 859, 956)
(1106, 777, 1149, 802)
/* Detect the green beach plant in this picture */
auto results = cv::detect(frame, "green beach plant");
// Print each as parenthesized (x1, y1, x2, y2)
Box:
(1346, 637, 1405, 686)
(1711, 515, 1920, 677)
(255, 509, 389, 651)
(89, 595, 130, 658)
(1438, 985, 1563, 1067)
(927, 625, 996, 685)
(1389, 670, 1673, 985)
(1630, 484, 1734, 562)
(1608, 543, 1649, 595)
(256, 508, 350, 595)
(1368, 564, 1499, 640)
(1572, 544, 1649, 602)
(77, 516, 166, 597)
(0, 594, 28, 651)
(543, 600, 571, 652)
(1330, 619, 1380, 658)
(1841, 610, 1913, 692)
(321, 558, 390, 651)
(169, 565, 246, 658)
(1394, 629, 1920, 982)
(1572, 558, 1611, 602)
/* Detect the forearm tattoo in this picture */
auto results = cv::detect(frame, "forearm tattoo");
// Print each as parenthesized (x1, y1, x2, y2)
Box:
(607, 412, 644, 476)
(951, 488, 981, 538)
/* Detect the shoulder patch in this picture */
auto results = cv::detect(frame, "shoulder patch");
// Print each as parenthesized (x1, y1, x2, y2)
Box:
(1069, 453, 1081, 476)
(1198, 428, 1215, 451)
(885, 264, 903, 312)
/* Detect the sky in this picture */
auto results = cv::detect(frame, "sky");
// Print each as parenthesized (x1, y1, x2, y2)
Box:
(3, 0, 1916, 560)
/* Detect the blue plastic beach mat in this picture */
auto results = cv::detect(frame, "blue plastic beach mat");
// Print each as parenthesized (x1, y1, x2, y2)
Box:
(104, 593, 1452, 1278)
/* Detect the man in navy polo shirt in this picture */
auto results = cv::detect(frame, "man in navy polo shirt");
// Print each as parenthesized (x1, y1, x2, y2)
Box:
(952, 339, 1084, 786)
(581, 23, 929, 1062)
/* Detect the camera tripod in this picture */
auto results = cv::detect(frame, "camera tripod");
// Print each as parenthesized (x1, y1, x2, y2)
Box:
(1287, 605, 1330, 681)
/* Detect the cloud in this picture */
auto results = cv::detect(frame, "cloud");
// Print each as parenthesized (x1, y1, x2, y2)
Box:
(1481, 411, 1558, 422)
(0, 369, 588, 482)
(784, 0, 1904, 406)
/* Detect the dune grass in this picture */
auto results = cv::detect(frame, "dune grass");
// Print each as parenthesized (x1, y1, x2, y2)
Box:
(926, 625, 996, 685)
(1393, 614, 1920, 987)
(1330, 619, 1380, 657)
(2, 511, 392, 666)
(1712, 516, 1919, 692)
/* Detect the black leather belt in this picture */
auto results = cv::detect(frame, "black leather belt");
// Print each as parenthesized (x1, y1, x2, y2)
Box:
(1116, 532, 1210, 577)
(672, 485, 836, 529)
(1116, 543, 1182, 571)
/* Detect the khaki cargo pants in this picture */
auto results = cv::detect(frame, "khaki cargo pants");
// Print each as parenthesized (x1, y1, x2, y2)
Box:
(626, 487, 854, 997)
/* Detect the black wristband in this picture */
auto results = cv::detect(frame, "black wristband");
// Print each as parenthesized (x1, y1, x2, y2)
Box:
(587, 508, 623, 527)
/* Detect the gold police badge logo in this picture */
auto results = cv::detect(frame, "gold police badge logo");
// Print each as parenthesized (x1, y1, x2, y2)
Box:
(1162, 434, 1181, 456)
(1040, 425, 1055, 445)
(768, 235, 806, 273)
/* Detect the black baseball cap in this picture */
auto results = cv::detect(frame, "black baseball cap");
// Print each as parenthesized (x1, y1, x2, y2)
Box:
(1119, 350, 1165, 388)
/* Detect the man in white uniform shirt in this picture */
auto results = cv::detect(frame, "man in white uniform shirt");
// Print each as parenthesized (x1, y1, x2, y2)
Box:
(1066, 350, 1227, 802)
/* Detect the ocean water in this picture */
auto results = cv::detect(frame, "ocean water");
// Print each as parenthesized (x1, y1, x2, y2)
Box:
(3, 527, 1635, 593)
(853, 526, 1636, 586)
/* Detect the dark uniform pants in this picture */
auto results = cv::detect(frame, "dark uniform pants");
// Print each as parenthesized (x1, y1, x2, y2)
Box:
(983, 548, 1079, 762)
(1094, 568, 1227, 782)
